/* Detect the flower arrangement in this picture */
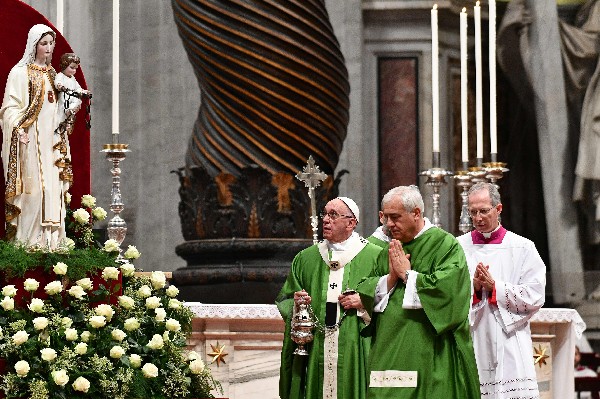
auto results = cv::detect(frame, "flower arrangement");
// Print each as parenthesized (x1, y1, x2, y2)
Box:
(0, 195, 221, 398)
(64, 193, 108, 250)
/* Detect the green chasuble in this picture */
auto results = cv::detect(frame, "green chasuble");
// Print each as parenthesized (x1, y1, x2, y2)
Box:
(277, 240, 382, 399)
(358, 227, 480, 399)
(367, 236, 388, 249)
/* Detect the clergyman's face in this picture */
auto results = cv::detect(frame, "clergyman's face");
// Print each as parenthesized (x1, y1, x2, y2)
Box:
(35, 34, 55, 65)
(468, 190, 502, 233)
(381, 197, 420, 243)
(321, 199, 356, 244)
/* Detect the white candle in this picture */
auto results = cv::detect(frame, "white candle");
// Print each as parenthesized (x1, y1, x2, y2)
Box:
(474, 1, 483, 160)
(460, 8, 468, 164)
(56, 0, 64, 34)
(112, 0, 120, 137)
(431, 4, 440, 154)
(489, 0, 497, 156)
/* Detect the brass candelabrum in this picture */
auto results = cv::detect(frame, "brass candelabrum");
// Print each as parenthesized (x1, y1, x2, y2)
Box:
(101, 143, 130, 259)
(483, 162, 509, 190)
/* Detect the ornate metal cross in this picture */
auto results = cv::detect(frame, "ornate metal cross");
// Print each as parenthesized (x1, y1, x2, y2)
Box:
(296, 156, 328, 244)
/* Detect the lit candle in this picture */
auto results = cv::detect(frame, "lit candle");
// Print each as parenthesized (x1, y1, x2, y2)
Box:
(112, 0, 120, 140)
(474, 1, 483, 161)
(460, 8, 468, 164)
(431, 4, 440, 156)
(56, 0, 64, 34)
(489, 0, 497, 158)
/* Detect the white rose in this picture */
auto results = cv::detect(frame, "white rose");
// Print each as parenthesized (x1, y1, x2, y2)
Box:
(189, 359, 206, 374)
(102, 266, 120, 281)
(146, 334, 164, 350)
(59, 237, 76, 250)
(14, 360, 29, 377)
(12, 330, 29, 346)
(154, 308, 166, 322)
(166, 285, 179, 298)
(95, 304, 115, 321)
(123, 318, 140, 331)
(73, 208, 91, 224)
(92, 206, 107, 221)
(41, 347, 57, 361)
(165, 318, 181, 332)
(118, 295, 135, 310)
(103, 239, 120, 253)
(65, 328, 78, 341)
(62, 317, 73, 328)
(65, 192, 72, 205)
(150, 271, 165, 289)
(53, 262, 68, 275)
(68, 285, 86, 299)
(44, 281, 63, 295)
(33, 316, 49, 330)
(76, 277, 93, 291)
(2, 285, 17, 297)
(1, 296, 14, 311)
(138, 285, 152, 298)
(24, 278, 40, 292)
(187, 350, 200, 361)
(80, 331, 91, 342)
(124, 245, 141, 260)
(72, 376, 90, 393)
(145, 296, 161, 310)
(52, 369, 69, 386)
(168, 299, 181, 309)
(129, 354, 142, 368)
(141, 363, 159, 378)
(120, 262, 135, 277)
(28, 298, 44, 312)
(89, 315, 106, 328)
(75, 342, 88, 355)
(110, 345, 125, 359)
(111, 329, 127, 342)
(163, 331, 170, 342)
(81, 194, 96, 208)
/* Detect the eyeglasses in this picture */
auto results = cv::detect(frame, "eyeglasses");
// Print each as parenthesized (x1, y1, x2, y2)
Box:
(319, 210, 354, 221)
(468, 207, 494, 218)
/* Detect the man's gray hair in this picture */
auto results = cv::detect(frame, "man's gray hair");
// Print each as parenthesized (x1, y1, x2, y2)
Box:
(468, 182, 501, 206)
(381, 185, 425, 214)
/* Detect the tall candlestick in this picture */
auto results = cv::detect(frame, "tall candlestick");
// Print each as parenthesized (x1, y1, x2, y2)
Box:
(56, 0, 64, 34)
(112, 0, 120, 142)
(460, 8, 468, 164)
(474, 1, 483, 161)
(489, 0, 497, 158)
(431, 4, 440, 156)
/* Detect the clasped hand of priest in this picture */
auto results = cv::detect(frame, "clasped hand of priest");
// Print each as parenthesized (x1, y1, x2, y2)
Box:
(473, 261, 495, 292)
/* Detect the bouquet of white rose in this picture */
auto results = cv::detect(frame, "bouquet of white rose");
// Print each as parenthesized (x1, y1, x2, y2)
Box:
(64, 194, 108, 250)
(0, 203, 221, 398)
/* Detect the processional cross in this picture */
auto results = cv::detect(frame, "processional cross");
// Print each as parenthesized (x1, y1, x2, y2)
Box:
(296, 156, 328, 244)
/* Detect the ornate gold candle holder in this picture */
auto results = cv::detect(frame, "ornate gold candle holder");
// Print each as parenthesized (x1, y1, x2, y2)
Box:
(483, 162, 509, 189)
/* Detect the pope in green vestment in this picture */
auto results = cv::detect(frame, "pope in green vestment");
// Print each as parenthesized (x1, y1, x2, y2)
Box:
(357, 186, 480, 399)
(276, 197, 382, 399)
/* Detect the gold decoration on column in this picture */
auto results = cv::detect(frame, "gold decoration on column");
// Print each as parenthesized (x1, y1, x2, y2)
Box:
(533, 344, 549, 368)
(208, 342, 228, 366)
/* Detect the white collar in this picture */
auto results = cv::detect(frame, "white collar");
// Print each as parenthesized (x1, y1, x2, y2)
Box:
(326, 231, 360, 251)
(371, 226, 391, 243)
(481, 224, 501, 238)
(414, 217, 434, 240)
